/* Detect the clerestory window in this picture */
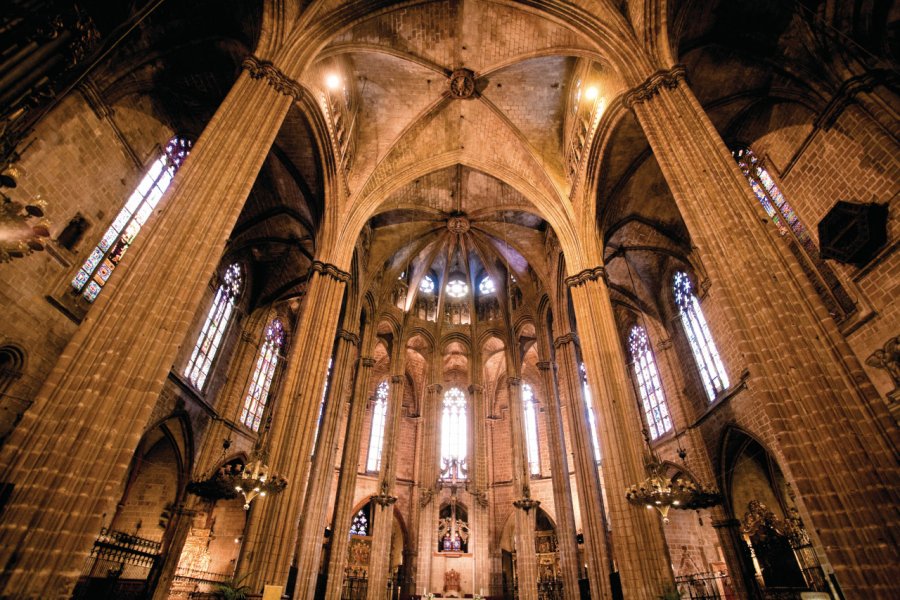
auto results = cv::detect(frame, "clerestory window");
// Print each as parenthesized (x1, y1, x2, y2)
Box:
(184, 263, 241, 390)
(674, 271, 728, 401)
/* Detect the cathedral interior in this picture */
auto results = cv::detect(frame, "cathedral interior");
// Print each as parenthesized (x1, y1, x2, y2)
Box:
(0, 1, 898, 599)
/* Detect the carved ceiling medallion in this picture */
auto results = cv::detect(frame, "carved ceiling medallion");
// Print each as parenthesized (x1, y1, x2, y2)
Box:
(448, 68, 476, 99)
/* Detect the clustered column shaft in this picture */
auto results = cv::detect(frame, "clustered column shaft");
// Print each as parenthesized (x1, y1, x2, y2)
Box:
(507, 376, 540, 600)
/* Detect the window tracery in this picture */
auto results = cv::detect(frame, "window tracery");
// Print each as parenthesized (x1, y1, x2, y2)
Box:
(440, 387, 468, 480)
(72, 137, 191, 302)
(349, 506, 370, 536)
(366, 380, 389, 472)
(240, 318, 284, 432)
(733, 146, 855, 321)
(184, 263, 241, 390)
(420, 275, 435, 294)
(674, 271, 729, 401)
(437, 503, 469, 553)
(522, 383, 541, 476)
(478, 275, 495, 295)
(628, 326, 672, 440)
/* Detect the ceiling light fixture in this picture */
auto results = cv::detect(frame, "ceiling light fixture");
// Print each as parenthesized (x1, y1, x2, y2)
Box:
(324, 72, 342, 91)
(584, 86, 599, 101)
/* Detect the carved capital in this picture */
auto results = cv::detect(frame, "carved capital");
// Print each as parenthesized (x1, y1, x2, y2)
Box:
(656, 338, 673, 351)
(426, 383, 443, 394)
(360, 357, 376, 368)
(391, 374, 403, 384)
(553, 332, 579, 348)
(419, 486, 434, 508)
(565, 266, 608, 288)
(338, 329, 360, 346)
(242, 55, 304, 101)
(536, 360, 554, 371)
(311, 260, 351, 283)
(623, 64, 687, 110)
(507, 376, 521, 387)
(468, 384, 484, 394)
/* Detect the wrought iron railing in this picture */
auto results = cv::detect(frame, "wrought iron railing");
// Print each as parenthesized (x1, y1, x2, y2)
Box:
(342, 569, 369, 600)
(71, 528, 163, 600)
(675, 571, 734, 600)
(538, 578, 564, 600)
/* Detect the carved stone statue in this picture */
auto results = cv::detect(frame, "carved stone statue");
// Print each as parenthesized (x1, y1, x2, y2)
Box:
(866, 335, 900, 388)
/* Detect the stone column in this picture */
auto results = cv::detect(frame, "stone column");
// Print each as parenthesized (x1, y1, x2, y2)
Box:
(150, 504, 198, 600)
(240, 261, 350, 594)
(627, 66, 899, 594)
(535, 360, 581, 600)
(0, 67, 293, 598)
(553, 333, 612, 599)
(367, 373, 406, 600)
(294, 327, 360, 600)
(414, 383, 443, 594)
(324, 354, 376, 600)
(567, 269, 674, 599)
(507, 376, 539, 600)
(468, 383, 491, 595)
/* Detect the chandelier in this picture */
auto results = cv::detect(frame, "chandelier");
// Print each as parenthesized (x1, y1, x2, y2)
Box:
(221, 454, 288, 511)
(625, 460, 721, 524)
(1, 166, 51, 263)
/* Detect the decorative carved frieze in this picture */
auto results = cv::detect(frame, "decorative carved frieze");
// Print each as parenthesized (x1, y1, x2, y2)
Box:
(564, 266, 608, 288)
(241, 55, 304, 101)
(623, 65, 687, 110)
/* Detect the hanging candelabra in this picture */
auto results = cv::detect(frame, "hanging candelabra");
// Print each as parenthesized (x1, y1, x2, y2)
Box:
(220, 452, 288, 511)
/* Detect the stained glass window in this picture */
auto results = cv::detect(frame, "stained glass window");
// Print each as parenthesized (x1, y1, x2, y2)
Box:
(72, 137, 191, 302)
(629, 326, 672, 440)
(674, 272, 729, 401)
(366, 380, 390, 472)
(420, 275, 435, 294)
(240, 319, 284, 432)
(446, 278, 468, 298)
(349, 507, 369, 536)
(184, 263, 241, 390)
(580, 363, 602, 463)
(733, 147, 855, 321)
(522, 383, 541, 476)
(479, 276, 496, 295)
(440, 387, 468, 480)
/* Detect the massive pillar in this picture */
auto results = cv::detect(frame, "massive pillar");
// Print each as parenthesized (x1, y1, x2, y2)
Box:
(367, 372, 406, 600)
(468, 383, 491, 595)
(240, 261, 350, 595)
(568, 268, 674, 599)
(553, 332, 613, 599)
(0, 68, 292, 598)
(414, 383, 443, 594)
(294, 326, 360, 600)
(507, 376, 540, 600)
(324, 352, 376, 600)
(534, 357, 581, 600)
(627, 65, 899, 593)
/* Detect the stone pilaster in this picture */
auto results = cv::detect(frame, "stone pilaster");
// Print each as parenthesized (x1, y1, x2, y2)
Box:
(553, 333, 612, 599)
(150, 504, 198, 600)
(535, 360, 580, 600)
(414, 383, 443, 593)
(628, 66, 899, 594)
(366, 373, 405, 600)
(0, 70, 292, 598)
(567, 267, 674, 599)
(293, 327, 359, 600)
(468, 383, 491, 594)
(240, 261, 350, 594)
(324, 355, 376, 600)
(507, 376, 539, 600)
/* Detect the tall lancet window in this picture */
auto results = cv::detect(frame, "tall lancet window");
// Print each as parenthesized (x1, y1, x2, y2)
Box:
(311, 356, 334, 455)
(72, 137, 191, 302)
(580, 363, 602, 463)
(185, 263, 242, 390)
(674, 272, 729, 401)
(628, 326, 672, 439)
(522, 383, 541, 476)
(366, 380, 390, 472)
(733, 146, 855, 321)
(240, 318, 284, 432)
(440, 387, 468, 480)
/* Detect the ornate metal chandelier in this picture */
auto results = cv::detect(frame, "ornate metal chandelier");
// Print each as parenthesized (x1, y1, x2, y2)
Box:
(1, 166, 51, 262)
(625, 460, 721, 524)
(221, 453, 287, 511)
